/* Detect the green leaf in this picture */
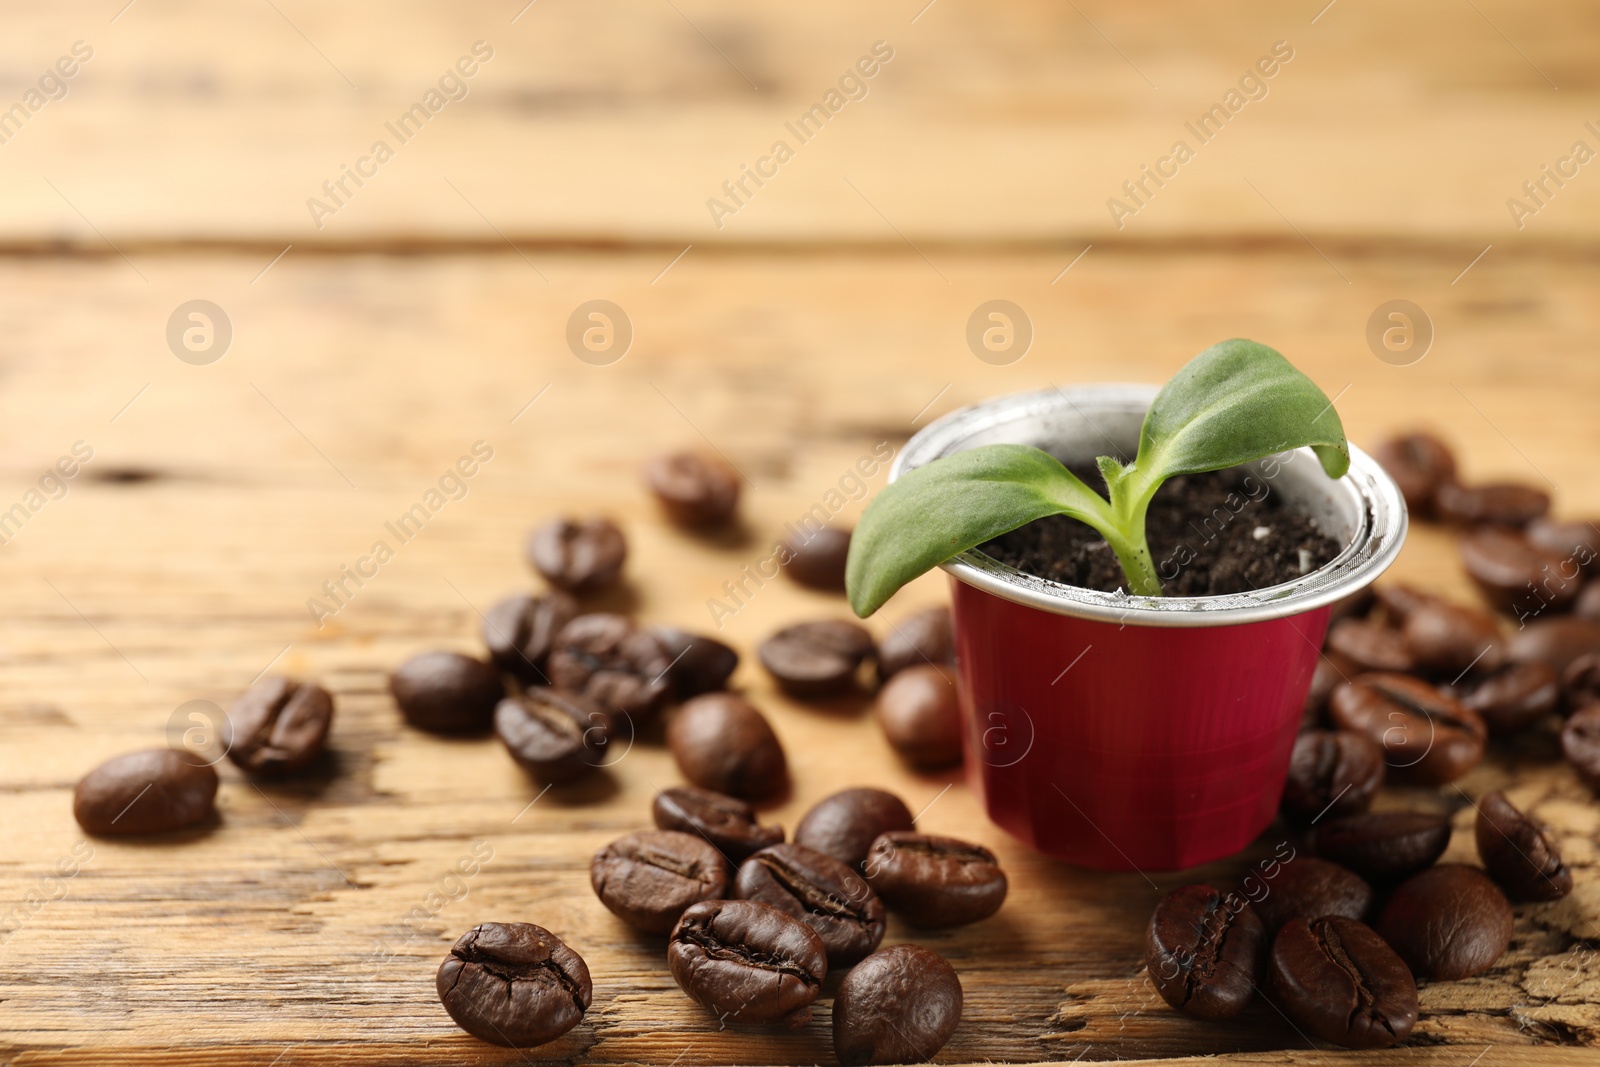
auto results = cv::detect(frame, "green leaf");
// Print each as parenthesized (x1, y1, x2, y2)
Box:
(845, 444, 1113, 617)
(1134, 338, 1350, 484)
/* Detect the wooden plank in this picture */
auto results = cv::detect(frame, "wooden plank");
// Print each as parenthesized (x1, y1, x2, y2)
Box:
(1, 246, 1599, 1063)
(1, 1, 1598, 244)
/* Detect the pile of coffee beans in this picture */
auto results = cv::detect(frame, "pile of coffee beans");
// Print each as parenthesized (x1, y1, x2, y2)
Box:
(588, 783, 996, 1059)
(434, 783, 999, 1057)
(1141, 429, 1592, 1047)
(402, 507, 976, 1055)
(385, 457, 986, 1057)
(1146, 786, 1561, 1047)
(72, 459, 954, 824)
(1321, 430, 1600, 789)
(390, 504, 957, 791)
(1374, 430, 1598, 625)
(67, 440, 983, 1060)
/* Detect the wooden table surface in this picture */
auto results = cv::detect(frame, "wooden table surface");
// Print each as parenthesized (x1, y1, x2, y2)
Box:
(3, 3, 1600, 1065)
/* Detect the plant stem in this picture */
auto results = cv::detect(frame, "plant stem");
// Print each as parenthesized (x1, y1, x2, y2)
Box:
(1102, 470, 1164, 596)
(1102, 526, 1163, 596)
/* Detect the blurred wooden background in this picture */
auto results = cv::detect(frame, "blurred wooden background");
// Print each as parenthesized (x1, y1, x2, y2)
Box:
(2, 2, 1600, 1064)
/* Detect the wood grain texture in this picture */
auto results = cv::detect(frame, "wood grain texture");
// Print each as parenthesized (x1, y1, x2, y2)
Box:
(0, 247, 1597, 1064)
(1, 1, 1598, 244)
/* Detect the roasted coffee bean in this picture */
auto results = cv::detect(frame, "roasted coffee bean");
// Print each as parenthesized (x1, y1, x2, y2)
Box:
(1325, 618, 1414, 673)
(226, 676, 333, 775)
(495, 688, 612, 784)
(1372, 433, 1456, 516)
(74, 749, 218, 835)
(1436, 480, 1551, 527)
(1460, 661, 1561, 735)
(1328, 674, 1484, 781)
(1564, 652, 1600, 711)
(1372, 583, 1441, 623)
(1280, 730, 1384, 824)
(645, 450, 741, 528)
(1475, 791, 1572, 901)
(481, 591, 578, 682)
(1561, 704, 1600, 790)
(795, 788, 916, 871)
(668, 693, 787, 801)
(1330, 673, 1485, 785)
(1461, 527, 1581, 617)
(436, 922, 592, 1048)
(1376, 864, 1513, 980)
(1144, 884, 1266, 1020)
(653, 786, 784, 863)
(1269, 917, 1417, 1049)
(668, 899, 827, 1025)
(782, 523, 852, 592)
(547, 614, 672, 721)
(649, 626, 738, 700)
(1509, 616, 1600, 675)
(877, 606, 956, 682)
(1246, 856, 1373, 934)
(833, 945, 962, 1066)
(590, 830, 727, 934)
(1403, 601, 1504, 675)
(865, 832, 1006, 928)
(736, 843, 886, 965)
(877, 665, 963, 770)
(1303, 652, 1358, 725)
(390, 651, 503, 733)
(1578, 579, 1600, 622)
(1315, 810, 1452, 883)
(1528, 518, 1600, 574)
(758, 620, 876, 698)
(526, 516, 627, 594)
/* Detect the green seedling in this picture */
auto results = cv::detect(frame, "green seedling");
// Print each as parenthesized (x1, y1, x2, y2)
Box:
(846, 339, 1349, 615)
